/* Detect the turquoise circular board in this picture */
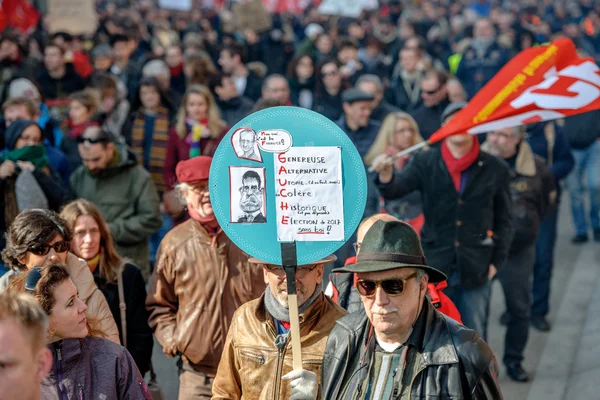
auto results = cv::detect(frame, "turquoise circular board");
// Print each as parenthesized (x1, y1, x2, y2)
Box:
(210, 106, 367, 265)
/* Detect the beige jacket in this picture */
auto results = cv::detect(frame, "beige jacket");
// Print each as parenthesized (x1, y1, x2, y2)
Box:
(212, 293, 347, 400)
(0, 252, 119, 344)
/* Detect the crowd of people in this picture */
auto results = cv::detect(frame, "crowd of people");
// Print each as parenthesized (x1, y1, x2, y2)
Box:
(1, 0, 600, 399)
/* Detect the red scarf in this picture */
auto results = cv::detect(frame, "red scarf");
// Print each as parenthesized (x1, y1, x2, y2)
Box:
(441, 136, 480, 192)
(170, 63, 183, 77)
(68, 121, 99, 139)
(188, 206, 222, 247)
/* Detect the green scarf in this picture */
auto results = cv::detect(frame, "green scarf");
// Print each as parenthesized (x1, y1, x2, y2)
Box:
(3, 145, 49, 169)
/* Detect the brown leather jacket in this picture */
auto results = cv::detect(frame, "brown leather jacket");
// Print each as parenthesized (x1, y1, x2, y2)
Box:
(145, 219, 265, 376)
(212, 292, 347, 400)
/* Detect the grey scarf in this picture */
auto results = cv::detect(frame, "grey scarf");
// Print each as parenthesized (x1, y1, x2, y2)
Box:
(264, 283, 323, 323)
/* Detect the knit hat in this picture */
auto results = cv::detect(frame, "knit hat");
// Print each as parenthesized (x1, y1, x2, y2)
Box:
(8, 78, 41, 101)
(5, 120, 40, 150)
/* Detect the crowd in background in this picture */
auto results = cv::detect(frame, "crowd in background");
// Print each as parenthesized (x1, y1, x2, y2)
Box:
(0, 0, 600, 397)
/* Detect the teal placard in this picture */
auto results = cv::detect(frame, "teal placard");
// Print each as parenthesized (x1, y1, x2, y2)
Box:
(210, 106, 367, 265)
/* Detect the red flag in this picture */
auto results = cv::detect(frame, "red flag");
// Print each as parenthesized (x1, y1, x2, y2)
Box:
(429, 38, 600, 143)
(0, 0, 39, 34)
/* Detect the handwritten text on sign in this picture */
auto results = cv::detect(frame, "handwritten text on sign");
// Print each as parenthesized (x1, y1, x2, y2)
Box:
(275, 147, 344, 241)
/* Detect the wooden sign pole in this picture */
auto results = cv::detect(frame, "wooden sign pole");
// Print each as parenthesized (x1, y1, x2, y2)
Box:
(281, 242, 303, 370)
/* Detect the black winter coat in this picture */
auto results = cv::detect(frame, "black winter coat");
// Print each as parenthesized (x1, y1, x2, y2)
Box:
(217, 96, 254, 127)
(376, 148, 513, 289)
(93, 263, 153, 376)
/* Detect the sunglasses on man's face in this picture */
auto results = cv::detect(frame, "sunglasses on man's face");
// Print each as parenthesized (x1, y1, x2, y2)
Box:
(76, 136, 110, 145)
(422, 87, 441, 96)
(355, 272, 418, 298)
(28, 241, 70, 256)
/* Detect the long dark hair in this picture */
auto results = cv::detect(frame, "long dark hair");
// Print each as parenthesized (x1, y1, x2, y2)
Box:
(2, 209, 73, 271)
(131, 76, 174, 115)
(314, 58, 349, 99)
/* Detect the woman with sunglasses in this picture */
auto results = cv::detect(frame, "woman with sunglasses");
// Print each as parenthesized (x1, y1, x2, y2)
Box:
(8, 264, 150, 399)
(60, 199, 153, 376)
(0, 208, 119, 343)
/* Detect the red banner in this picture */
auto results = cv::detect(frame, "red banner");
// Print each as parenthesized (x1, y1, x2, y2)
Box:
(429, 38, 600, 143)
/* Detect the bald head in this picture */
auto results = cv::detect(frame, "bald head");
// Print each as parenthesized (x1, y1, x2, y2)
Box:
(357, 214, 399, 248)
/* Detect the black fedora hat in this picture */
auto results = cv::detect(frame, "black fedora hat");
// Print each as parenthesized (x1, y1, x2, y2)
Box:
(333, 220, 447, 283)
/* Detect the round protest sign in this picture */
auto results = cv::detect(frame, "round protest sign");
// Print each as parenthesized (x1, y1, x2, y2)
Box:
(210, 106, 367, 266)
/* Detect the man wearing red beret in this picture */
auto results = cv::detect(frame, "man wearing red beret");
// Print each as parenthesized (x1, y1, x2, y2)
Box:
(146, 156, 266, 399)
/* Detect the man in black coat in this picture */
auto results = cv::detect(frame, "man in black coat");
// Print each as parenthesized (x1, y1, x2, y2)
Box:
(409, 69, 450, 140)
(372, 102, 513, 341)
(483, 126, 555, 382)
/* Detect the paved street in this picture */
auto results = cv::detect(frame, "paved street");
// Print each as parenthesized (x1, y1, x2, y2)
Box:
(149, 200, 600, 399)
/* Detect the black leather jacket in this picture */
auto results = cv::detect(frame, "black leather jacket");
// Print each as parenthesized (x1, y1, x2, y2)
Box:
(321, 301, 503, 399)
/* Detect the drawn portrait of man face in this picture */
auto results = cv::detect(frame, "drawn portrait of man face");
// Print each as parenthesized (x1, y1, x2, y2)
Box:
(239, 171, 263, 215)
(239, 129, 256, 154)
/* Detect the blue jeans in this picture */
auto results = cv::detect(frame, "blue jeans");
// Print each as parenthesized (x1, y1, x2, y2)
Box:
(531, 208, 559, 316)
(444, 270, 492, 341)
(149, 212, 174, 266)
(566, 140, 600, 235)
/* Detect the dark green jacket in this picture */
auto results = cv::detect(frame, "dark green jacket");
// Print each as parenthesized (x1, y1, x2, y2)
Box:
(70, 145, 161, 278)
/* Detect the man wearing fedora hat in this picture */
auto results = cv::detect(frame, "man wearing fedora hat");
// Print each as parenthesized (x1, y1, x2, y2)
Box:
(212, 254, 346, 400)
(321, 220, 503, 399)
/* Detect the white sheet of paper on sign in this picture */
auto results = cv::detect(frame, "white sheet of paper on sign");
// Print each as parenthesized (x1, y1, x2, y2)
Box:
(275, 146, 344, 242)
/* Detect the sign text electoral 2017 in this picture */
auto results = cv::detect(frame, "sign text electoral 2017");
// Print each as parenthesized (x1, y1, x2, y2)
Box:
(275, 147, 344, 242)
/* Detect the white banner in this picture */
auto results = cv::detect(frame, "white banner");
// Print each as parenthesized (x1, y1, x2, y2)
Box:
(275, 147, 344, 242)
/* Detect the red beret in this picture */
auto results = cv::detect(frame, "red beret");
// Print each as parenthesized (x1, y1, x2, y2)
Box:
(176, 156, 212, 184)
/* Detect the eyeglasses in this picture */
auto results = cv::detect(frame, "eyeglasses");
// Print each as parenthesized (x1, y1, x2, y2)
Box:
(28, 241, 70, 256)
(422, 87, 441, 95)
(266, 264, 320, 279)
(355, 272, 418, 298)
(190, 184, 210, 195)
(322, 70, 339, 77)
(76, 136, 110, 144)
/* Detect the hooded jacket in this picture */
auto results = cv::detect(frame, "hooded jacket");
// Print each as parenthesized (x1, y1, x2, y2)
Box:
(0, 252, 119, 343)
(42, 337, 150, 400)
(69, 144, 161, 278)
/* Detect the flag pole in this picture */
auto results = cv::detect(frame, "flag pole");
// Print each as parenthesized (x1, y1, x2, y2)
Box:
(367, 140, 429, 173)
(281, 242, 303, 370)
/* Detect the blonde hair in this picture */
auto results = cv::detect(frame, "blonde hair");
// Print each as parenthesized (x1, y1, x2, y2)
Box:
(175, 84, 224, 140)
(364, 111, 426, 165)
(60, 199, 124, 283)
(0, 292, 48, 352)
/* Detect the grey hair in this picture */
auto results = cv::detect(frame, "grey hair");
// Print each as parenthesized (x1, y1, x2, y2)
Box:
(416, 268, 427, 281)
(143, 59, 170, 80)
(174, 182, 192, 205)
(356, 74, 384, 93)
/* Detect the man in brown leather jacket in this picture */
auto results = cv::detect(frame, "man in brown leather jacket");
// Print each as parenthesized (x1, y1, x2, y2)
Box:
(146, 156, 265, 399)
(212, 254, 347, 400)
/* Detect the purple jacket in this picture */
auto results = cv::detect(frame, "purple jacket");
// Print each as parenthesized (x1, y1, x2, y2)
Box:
(41, 337, 151, 400)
